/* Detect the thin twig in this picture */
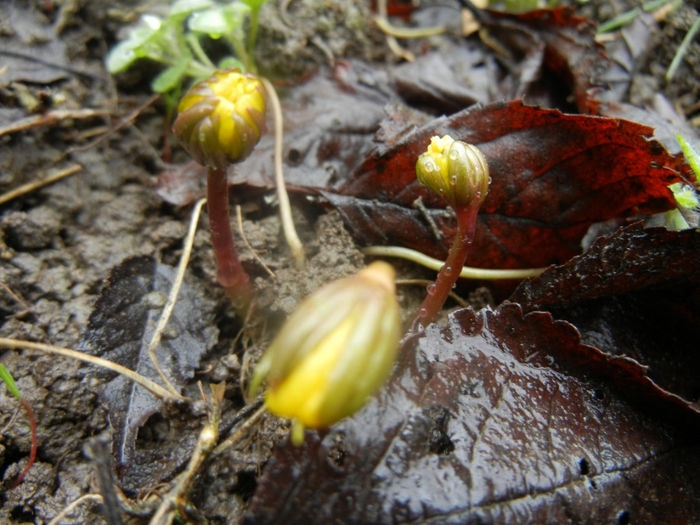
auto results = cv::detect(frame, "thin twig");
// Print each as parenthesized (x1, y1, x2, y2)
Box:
(48, 494, 104, 525)
(0, 164, 82, 206)
(147, 197, 207, 396)
(236, 205, 275, 278)
(148, 383, 225, 525)
(66, 94, 160, 156)
(0, 282, 31, 316)
(0, 406, 21, 437)
(212, 400, 266, 456)
(0, 338, 180, 402)
(261, 77, 305, 269)
(363, 245, 546, 280)
(0, 109, 109, 138)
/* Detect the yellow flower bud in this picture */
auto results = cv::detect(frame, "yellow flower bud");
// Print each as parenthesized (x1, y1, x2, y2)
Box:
(415, 135, 490, 210)
(249, 262, 401, 444)
(172, 69, 266, 169)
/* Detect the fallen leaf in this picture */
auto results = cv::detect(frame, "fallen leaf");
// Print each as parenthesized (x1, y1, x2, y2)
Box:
(247, 304, 700, 523)
(336, 101, 686, 268)
(80, 256, 218, 489)
(510, 224, 700, 310)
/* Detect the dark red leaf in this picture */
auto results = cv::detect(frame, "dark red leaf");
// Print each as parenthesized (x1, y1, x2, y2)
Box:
(337, 101, 686, 268)
(547, 286, 700, 415)
(247, 304, 700, 523)
(510, 224, 700, 310)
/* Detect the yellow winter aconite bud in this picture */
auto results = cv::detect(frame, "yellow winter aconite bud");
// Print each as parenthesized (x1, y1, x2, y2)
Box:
(172, 69, 266, 169)
(249, 261, 401, 445)
(416, 135, 490, 210)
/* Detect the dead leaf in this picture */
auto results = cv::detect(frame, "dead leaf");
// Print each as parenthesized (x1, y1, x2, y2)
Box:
(247, 304, 700, 523)
(80, 256, 218, 489)
(510, 224, 700, 310)
(335, 101, 686, 268)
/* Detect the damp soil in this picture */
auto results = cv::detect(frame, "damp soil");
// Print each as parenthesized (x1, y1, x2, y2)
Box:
(0, 0, 697, 523)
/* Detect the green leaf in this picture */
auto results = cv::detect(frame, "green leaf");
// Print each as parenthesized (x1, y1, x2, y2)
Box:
(218, 56, 245, 70)
(668, 182, 700, 209)
(170, 0, 216, 17)
(105, 15, 164, 73)
(677, 134, 700, 181)
(241, 0, 272, 10)
(151, 54, 190, 93)
(188, 3, 251, 39)
(0, 364, 21, 399)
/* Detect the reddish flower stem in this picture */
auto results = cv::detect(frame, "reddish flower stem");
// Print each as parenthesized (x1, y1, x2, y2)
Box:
(206, 167, 252, 305)
(12, 399, 37, 488)
(411, 205, 480, 329)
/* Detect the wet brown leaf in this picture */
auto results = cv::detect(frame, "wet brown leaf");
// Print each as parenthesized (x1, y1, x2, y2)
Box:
(80, 256, 218, 490)
(247, 304, 700, 523)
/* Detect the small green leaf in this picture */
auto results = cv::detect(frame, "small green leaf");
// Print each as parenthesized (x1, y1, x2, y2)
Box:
(152, 55, 190, 93)
(0, 364, 21, 399)
(106, 40, 139, 73)
(218, 56, 245, 70)
(105, 16, 164, 73)
(188, 3, 251, 39)
(677, 134, 700, 181)
(170, 0, 216, 17)
(668, 182, 700, 209)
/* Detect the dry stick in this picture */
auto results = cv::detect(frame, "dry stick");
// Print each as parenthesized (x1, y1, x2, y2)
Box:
(0, 339, 177, 402)
(0, 108, 109, 138)
(148, 383, 225, 525)
(147, 197, 207, 396)
(0, 164, 82, 206)
(212, 401, 266, 456)
(261, 77, 305, 269)
(48, 494, 104, 525)
(66, 94, 160, 156)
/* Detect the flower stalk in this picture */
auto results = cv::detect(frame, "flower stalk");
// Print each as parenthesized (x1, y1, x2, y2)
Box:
(411, 135, 490, 329)
(172, 69, 266, 306)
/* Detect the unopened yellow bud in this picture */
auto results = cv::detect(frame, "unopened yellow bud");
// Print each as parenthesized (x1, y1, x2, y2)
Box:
(249, 262, 401, 444)
(172, 69, 266, 169)
(416, 135, 490, 210)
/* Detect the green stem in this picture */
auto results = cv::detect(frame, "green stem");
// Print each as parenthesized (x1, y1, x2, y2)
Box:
(185, 33, 215, 70)
(247, 7, 261, 72)
(363, 246, 545, 280)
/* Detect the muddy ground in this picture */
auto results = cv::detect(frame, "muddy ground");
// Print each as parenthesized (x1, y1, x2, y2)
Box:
(0, 0, 698, 523)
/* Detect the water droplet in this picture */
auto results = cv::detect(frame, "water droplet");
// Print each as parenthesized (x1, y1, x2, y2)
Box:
(426, 284, 436, 295)
(451, 282, 457, 289)
(445, 266, 452, 273)
(450, 175, 457, 186)
(419, 307, 427, 317)
(475, 191, 482, 199)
